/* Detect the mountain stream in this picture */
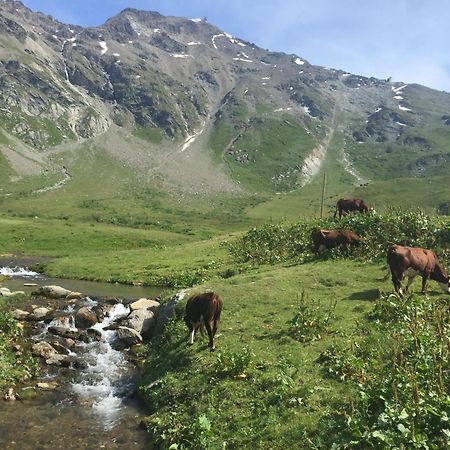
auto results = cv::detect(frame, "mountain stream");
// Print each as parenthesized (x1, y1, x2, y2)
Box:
(0, 266, 163, 449)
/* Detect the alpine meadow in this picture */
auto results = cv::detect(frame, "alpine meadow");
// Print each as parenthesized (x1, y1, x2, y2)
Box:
(0, 1, 450, 449)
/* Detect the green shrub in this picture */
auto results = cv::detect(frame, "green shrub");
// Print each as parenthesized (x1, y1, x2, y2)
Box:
(0, 312, 39, 386)
(212, 347, 253, 378)
(0, 312, 22, 338)
(322, 293, 450, 449)
(227, 211, 450, 265)
(288, 292, 337, 343)
(144, 411, 217, 450)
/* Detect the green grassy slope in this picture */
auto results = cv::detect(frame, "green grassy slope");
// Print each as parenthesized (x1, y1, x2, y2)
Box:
(209, 90, 316, 194)
(0, 143, 265, 237)
(346, 84, 450, 181)
(139, 258, 450, 449)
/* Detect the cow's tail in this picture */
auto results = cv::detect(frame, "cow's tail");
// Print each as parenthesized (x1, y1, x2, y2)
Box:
(214, 294, 223, 321)
(208, 293, 222, 322)
(333, 207, 338, 220)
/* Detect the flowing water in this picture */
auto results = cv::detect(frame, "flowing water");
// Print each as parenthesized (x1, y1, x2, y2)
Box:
(0, 266, 163, 299)
(0, 265, 164, 449)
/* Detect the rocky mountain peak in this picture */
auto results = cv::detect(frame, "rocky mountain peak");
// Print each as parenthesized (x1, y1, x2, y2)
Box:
(1, 3, 450, 195)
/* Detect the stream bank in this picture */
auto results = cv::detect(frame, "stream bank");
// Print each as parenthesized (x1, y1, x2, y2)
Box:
(0, 264, 180, 450)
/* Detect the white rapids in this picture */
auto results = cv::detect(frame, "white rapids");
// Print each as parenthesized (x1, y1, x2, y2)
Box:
(0, 266, 40, 277)
(71, 302, 132, 429)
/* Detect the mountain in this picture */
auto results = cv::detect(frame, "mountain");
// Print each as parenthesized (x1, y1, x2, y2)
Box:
(0, 0, 450, 205)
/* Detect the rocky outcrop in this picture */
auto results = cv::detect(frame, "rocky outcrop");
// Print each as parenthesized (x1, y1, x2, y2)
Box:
(32, 341, 58, 359)
(12, 309, 30, 320)
(0, 287, 25, 297)
(32, 285, 72, 299)
(31, 306, 53, 321)
(32, 341, 70, 366)
(153, 290, 188, 337)
(129, 298, 160, 311)
(124, 308, 156, 336)
(112, 326, 143, 350)
(75, 307, 98, 329)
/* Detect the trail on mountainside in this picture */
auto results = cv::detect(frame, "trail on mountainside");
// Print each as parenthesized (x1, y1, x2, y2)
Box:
(1, 165, 71, 198)
(340, 144, 370, 185)
(298, 94, 370, 187)
(32, 165, 72, 194)
(298, 101, 339, 187)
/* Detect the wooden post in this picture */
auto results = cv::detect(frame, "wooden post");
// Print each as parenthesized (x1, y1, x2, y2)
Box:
(320, 172, 326, 219)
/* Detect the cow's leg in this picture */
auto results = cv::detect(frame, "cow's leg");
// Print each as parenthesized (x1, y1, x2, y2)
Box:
(204, 319, 215, 351)
(406, 276, 416, 292)
(189, 325, 196, 344)
(405, 268, 418, 292)
(392, 271, 404, 297)
(421, 273, 429, 294)
(382, 270, 391, 282)
(189, 321, 201, 344)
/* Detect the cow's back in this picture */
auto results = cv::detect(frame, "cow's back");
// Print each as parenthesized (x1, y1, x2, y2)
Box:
(186, 292, 222, 322)
(340, 229, 361, 243)
(388, 245, 435, 272)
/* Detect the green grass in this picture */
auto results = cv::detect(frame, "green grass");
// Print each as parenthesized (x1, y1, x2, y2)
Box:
(140, 257, 450, 449)
(0, 144, 265, 237)
(0, 216, 192, 258)
(43, 234, 231, 286)
(353, 174, 450, 213)
(244, 131, 356, 220)
(133, 126, 164, 144)
(0, 171, 449, 449)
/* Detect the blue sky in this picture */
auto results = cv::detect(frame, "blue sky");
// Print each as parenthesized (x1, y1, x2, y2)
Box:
(20, 0, 450, 92)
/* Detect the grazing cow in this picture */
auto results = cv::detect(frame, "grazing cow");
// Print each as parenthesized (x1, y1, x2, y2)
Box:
(334, 198, 369, 219)
(311, 228, 361, 254)
(387, 245, 450, 296)
(184, 292, 223, 351)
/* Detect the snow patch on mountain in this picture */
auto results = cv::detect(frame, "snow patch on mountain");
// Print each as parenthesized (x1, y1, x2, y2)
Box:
(99, 41, 108, 55)
(180, 126, 205, 152)
(392, 84, 407, 94)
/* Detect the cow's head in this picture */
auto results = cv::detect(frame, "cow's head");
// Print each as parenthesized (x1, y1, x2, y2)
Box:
(436, 266, 450, 294)
(439, 279, 450, 294)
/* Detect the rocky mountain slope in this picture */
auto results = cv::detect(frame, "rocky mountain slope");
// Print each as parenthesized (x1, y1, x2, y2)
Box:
(1, 0, 450, 196)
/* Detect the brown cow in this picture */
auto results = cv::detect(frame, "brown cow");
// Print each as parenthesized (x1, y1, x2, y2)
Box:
(184, 292, 223, 351)
(387, 245, 450, 296)
(334, 198, 369, 219)
(311, 228, 361, 254)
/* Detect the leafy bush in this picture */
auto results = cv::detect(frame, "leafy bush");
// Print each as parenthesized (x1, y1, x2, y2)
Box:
(144, 411, 217, 450)
(226, 222, 314, 264)
(322, 293, 450, 449)
(288, 292, 337, 343)
(227, 211, 450, 265)
(0, 312, 39, 386)
(212, 347, 253, 378)
(0, 312, 22, 338)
